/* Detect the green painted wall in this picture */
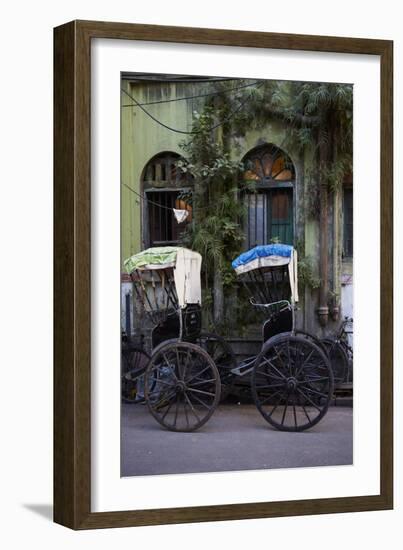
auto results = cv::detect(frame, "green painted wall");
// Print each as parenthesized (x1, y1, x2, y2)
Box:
(121, 79, 209, 262)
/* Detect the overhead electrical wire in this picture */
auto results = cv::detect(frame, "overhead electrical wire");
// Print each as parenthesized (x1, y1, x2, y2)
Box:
(121, 79, 264, 108)
(121, 81, 264, 136)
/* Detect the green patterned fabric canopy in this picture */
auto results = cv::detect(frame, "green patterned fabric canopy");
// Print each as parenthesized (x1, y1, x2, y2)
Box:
(124, 246, 181, 274)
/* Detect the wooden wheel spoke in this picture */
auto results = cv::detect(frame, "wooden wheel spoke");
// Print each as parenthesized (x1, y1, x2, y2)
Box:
(189, 378, 217, 387)
(281, 394, 289, 425)
(300, 362, 327, 371)
(259, 388, 284, 407)
(286, 340, 292, 376)
(296, 387, 322, 412)
(295, 348, 315, 377)
(146, 387, 174, 399)
(182, 347, 192, 380)
(299, 384, 328, 398)
(260, 358, 287, 379)
(303, 375, 330, 383)
(185, 391, 211, 410)
(160, 394, 176, 420)
(173, 394, 180, 427)
(301, 404, 312, 423)
(183, 397, 190, 428)
(176, 347, 182, 380)
(273, 345, 288, 372)
(267, 391, 287, 417)
(257, 368, 285, 381)
(161, 352, 179, 382)
(294, 341, 302, 371)
(185, 364, 211, 385)
(184, 392, 201, 422)
(186, 387, 215, 398)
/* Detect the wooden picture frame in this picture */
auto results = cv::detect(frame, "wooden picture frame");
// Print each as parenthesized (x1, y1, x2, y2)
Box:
(54, 20, 393, 529)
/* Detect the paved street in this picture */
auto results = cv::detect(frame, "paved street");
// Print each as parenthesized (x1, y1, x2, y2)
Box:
(121, 402, 353, 477)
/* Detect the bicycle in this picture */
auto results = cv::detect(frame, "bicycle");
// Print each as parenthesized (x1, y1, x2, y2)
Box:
(321, 317, 353, 386)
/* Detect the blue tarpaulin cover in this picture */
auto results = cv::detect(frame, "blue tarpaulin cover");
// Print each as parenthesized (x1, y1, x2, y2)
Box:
(232, 244, 293, 270)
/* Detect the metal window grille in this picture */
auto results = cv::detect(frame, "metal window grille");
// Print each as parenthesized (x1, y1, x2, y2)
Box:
(245, 188, 294, 248)
(147, 190, 188, 246)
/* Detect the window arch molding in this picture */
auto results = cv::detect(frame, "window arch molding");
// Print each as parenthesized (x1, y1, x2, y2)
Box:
(141, 150, 192, 190)
(241, 142, 296, 186)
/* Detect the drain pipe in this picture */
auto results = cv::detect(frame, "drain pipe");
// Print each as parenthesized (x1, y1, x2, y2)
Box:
(330, 188, 340, 321)
(317, 137, 329, 327)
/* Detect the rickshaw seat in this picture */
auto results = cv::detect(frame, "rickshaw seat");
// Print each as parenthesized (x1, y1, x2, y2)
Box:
(263, 307, 293, 341)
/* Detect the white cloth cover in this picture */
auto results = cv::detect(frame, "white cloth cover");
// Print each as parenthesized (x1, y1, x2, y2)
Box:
(288, 249, 299, 303)
(173, 248, 202, 307)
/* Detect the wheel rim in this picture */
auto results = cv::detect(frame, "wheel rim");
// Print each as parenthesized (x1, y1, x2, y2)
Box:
(144, 342, 221, 431)
(121, 348, 150, 403)
(321, 338, 348, 386)
(197, 332, 236, 399)
(252, 335, 334, 432)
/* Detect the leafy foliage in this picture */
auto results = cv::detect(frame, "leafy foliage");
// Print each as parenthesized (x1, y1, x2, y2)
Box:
(176, 78, 352, 327)
(177, 103, 247, 327)
(298, 256, 321, 290)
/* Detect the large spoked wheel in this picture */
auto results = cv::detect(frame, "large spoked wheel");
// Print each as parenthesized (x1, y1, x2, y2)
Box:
(121, 347, 151, 404)
(321, 338, 349, 386)
(252, 334, 334, 432)
(197, 332, 237, 401)
(144, 340, 221, 432)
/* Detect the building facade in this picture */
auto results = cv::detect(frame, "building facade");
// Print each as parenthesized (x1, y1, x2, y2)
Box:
(121, 74, 353, 348)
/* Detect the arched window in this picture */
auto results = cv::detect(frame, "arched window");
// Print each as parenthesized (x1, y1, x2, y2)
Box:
(242, 144, 295, 248)
(142, 152, 193, 247)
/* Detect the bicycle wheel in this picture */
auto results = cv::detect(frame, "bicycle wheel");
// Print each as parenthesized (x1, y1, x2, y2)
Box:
(252, 334, 334, 432)
(294, 330, 328, 356)
(321, 338, 349, 386)
(121, 347, 151, 403)
(341, 341, 353, 383)
(144, 340, 221, 432)
(197, 332, 237, 401)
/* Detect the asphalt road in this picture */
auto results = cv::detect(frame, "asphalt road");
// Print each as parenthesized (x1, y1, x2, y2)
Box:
(121, 402, 353, 477)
